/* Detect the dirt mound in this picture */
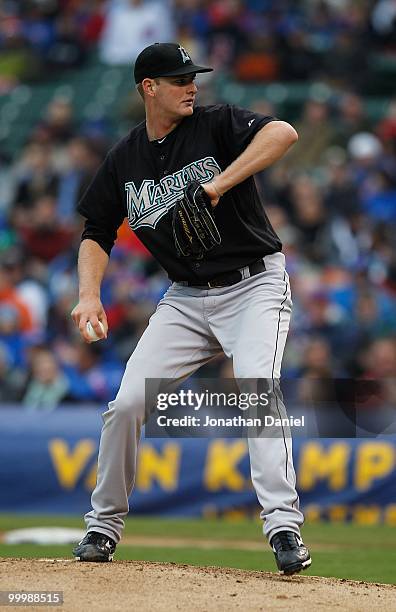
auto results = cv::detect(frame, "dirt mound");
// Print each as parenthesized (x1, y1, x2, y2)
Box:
(1, 559, 395, 611)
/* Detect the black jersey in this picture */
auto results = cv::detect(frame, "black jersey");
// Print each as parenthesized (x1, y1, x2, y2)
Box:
(77, 104, 282, 283)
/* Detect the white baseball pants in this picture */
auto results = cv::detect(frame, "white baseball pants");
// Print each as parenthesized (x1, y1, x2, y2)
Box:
(85, 252, 304, 543)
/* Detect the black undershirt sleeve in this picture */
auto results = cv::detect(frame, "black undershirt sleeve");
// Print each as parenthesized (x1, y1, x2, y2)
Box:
(77, 151, 126, 256)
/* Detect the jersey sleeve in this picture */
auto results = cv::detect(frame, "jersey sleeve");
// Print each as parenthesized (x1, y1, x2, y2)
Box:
(77, 151, 126, 256)
(210, 104, 276, 161)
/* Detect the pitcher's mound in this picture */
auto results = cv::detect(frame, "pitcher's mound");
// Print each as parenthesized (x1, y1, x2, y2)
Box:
(1, 558, 395, 611)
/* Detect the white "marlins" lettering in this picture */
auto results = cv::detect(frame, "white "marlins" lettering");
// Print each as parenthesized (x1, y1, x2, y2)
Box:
(125, 157, 221, 230)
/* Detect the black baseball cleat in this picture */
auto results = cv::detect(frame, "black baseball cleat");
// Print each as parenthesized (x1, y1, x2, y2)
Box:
(270, 531, 312, 575)
(73, 531, 116, 562)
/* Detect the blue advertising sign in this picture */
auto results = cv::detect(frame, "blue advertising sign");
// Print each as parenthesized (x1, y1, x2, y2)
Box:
(0, 407, 395, 523)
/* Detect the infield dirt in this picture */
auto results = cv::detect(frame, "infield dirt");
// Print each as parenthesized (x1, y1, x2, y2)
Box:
(1, 558, 395, 611)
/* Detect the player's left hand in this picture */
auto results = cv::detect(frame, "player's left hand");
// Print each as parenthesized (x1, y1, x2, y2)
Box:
(172, 179, 221, 259)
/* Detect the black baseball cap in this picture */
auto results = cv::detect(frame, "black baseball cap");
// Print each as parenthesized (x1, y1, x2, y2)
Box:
(134, 42, 213, 84)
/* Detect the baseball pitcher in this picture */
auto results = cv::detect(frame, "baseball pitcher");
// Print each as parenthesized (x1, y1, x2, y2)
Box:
(71, 42, 311, 575)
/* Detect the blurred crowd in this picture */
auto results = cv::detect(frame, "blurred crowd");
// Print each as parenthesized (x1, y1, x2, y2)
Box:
(0, 0, 396, 409)
(1, 0, 396, 92)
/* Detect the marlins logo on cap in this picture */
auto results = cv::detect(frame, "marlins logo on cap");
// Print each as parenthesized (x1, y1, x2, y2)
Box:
(178, 45, 191, 63)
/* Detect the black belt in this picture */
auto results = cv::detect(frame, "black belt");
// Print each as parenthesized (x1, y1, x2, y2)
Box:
(179, 259, 266, 288)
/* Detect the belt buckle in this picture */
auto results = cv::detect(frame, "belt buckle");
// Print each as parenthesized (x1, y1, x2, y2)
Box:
(208, 278, 227, 288)
(208, 276, 237, 289)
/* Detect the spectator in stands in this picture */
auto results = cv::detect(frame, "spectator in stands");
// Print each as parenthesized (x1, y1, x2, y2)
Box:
(81, 0, 107, 46)
(22, 345, 70, 410)
(0, 303, 29, 371)
(376, 99, 396, 156)
(0, 261, 33, 336)
(0, 256, 36, 370)
(36, 97, 76, 148)
(323, 148, 361, 218)
(370, 0, 396, 49)
(262, 204, 299, 256)
(21, 3, 56, 57)
(347, 131, 386, 209)
(278, 24, 321, 82)
(111, 297, 156, 363)
(61, 341, 123, 402)
(99, 0, 174, 65)
(45, 12, 87, 72)
(357, 337, 396, 407)
(12, 142, 58, 213)
(324, 212, 367, 269)
(295, 336, 339, 407)
(298, 337, 334, 379)
(16, 194, 75, 263)
(288, 175, 329, 263)
(333, 92, 372, 147)
(356, 290, 396, 339)
(0, 247, 48, 336)
(57, 136, 104, 223)
(0, 343, 26, 403)
(294, 285, 350, 359)
(367, 338, 396, 379)
(205, 0, 249, 71)
(234, 32, 280, 83)
(0, 6, 41, 91)
(362, 165, 396, 224)
(45, 258, 79, 343)
(323, 29, 368, 91)
(282, 98, 335, 171)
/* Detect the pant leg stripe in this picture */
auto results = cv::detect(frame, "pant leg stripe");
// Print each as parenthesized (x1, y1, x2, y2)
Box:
(271, 271, 289, 480)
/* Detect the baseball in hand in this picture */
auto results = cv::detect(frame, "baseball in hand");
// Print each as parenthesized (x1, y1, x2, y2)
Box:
(86, 320, 105, 342)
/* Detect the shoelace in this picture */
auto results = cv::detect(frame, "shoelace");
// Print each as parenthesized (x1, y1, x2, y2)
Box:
(272, 532, 299, 551)
(86, 532, 115, 548)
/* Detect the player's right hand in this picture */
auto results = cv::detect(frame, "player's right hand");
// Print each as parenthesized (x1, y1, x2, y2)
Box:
(202, 181, 221, 207)
(71, 297, 108, 343)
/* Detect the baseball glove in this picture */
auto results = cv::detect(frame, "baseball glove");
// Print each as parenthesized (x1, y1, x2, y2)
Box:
(172, 180, 221, 260)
